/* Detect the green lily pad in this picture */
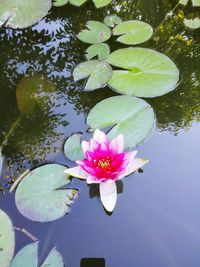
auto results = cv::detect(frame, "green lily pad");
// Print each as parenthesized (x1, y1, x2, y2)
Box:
(113, 20, 153, 45)
(104, 15, 122, 27)
(0, 209, 15, 267)
(64, 133, 85, 161)
(41, 247, 64, 267)
(77, 21, 111, 44)
(179, 0, 200, 6)
(73, 60, 112, 91)
(87, 96, 155, 149)
(69, 0, 87, 6)
(184, 17, 200, 29)
(0, 0, 51, 29)
(86, 44, 110, 60)
(53, 0, 69, 6)
(107, 47, 179, 98)
(16, 75, 55, 115)
(10, 242, 38, 267)
(15, 164, 78, 222)
(92, 0, 112, 8)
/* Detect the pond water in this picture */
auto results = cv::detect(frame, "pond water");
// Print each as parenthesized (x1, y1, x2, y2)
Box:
(0, 0, 200, 266)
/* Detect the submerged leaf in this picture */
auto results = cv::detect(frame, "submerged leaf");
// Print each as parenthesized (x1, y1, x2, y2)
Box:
(92, 0, 112, 8)
(107, 47, 179, 97)
(104, 15, 122, 27)
(77, 21, 111, 44)
(113, 20, 153, 45)
(15, 164, 78, 222)
(0, 210, 15, 267)
(73, 60, 112, 91)
(64, 134, 85, 161)
(0, 0, 51, 29)
(184, 17, 200, 29)
(87, 96, 155, 149)
(86, 43, 110, 60)
(53, 0, 69, 6)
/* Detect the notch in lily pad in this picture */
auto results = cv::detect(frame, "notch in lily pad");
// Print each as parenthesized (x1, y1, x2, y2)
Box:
(0, 0, 51, 29)
(86, 43, 110, 60)
(104, 15, 122, 27)
(87, 96, 155, 149)
(73, 60, 112, 91)
(106, 47, 179, 98)
(113, 20, 153, 45)
(184, 17, 200, 29)
(77, 21, 111, 44)
(15, 164, 78, 222)
(64, 133, 85, 161)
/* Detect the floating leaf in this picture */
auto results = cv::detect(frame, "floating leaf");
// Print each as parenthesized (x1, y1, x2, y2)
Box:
(16, 75, 55, 115)
(86, 44, 110, 60)
(41, 247, 64, 267)
(92, 0, 112, 8)
(69, 0, 87, 6)
(0, 0, 51, 29)
(64, 134, 85, 161)
(77, 21, 111, 44)
(10, 242, 38, 267)
(113, 20, 153, 45)
(87, 96, 155, 149)
(73, 60, 112, 91)
(0, 147, 3, 177)
(107, 47, 179, 98)
(15, 164, 78, 222)
(184, 17, 200, 29)
(179, 0, 200, 6)
(53, 0, 69, 6)
(104, 15, 122, 27)
(0, 209, 15, 267)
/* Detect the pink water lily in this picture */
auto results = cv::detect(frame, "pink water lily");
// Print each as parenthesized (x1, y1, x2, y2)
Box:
(65, 129, 148, 212)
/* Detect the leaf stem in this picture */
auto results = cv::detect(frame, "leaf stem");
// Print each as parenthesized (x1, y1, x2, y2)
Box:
(9, 169, 30, 193)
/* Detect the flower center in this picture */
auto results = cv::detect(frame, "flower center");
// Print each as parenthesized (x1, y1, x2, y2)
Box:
(95, 157, 111, 170)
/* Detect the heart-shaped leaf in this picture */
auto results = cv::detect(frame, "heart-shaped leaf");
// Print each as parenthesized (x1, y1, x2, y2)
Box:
(184, 17, 200, 29)
(0, 0, 51, 29)
(64, 134, 85, 161)
(0, 209, 15, 267)
(15, 164, 78, 222)
(77, 21, 111, 44)
(86, 44, 110, 60)
(53, 0, 69, 6)
(73, 60, 112, 91)
(92, 0, 112, 8)
(87, 96, 155, 149)
(107, 47, 179, 98)
(113, 20, 153, 45)
(104, 15, 122, 27)
(179, 0, 200, 6)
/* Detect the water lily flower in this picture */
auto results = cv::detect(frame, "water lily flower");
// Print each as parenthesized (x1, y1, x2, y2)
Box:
(65, 129, 148, 212)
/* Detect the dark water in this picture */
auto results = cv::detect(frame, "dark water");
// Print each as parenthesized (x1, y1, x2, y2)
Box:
(0, 0, 200, 266)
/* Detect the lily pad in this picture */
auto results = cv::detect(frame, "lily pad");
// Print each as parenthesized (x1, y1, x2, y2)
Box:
(179, 0, 200, 6)
(64, 133, 85, 161)
(73, 60, 112, 91)
(0, 0, 51, 29)
(107, 47, 179, 98)
(0, 209, 15, 267)
(16, 75, 55, 115)
(41, 247, 64, 267)
(86, 44, 110, 60)
(15, 164, 78, 222)
(184, 17, 200, 29)
(53, 0, 69, 6)
(104, 15, 122, 27)
(87, 96, 155, 149)
(69, 0, 87, 6)
(77, 21, 111, 44)
(92, 0, 112, 8)
(113, 20, 153, 45)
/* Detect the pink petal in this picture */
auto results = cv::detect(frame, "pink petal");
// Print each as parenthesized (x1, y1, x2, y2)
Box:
(109, 134, 124, 153)
(64, 166, 88, 179)
(82, 141, 90, 155)
(87, 175, 100, 184)
(123, 157, 149, 177)
(124, 150, 138, 161)
(100, 182, 117, 212)
(89, 139, 99, 152)
(93, 129, 108, 144)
